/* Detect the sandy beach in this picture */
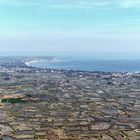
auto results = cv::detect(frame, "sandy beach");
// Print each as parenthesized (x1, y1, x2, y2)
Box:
(25, 60, 45, 66)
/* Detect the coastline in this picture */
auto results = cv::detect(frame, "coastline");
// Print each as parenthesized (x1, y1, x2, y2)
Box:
(24, 59, 140, 73)
(25, 59, 45, 66)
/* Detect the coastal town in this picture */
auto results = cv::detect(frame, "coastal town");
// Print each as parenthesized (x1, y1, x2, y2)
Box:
(0, 57, 140, 140)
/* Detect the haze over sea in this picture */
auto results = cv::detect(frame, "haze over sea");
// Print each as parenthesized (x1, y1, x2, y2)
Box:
(16, 51, 140, 72)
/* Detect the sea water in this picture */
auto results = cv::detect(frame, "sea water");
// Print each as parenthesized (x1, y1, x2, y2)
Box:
(28, 52, 140, 72)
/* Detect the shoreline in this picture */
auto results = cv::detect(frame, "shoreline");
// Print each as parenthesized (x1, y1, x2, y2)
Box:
(24, 58, 140, 73)
(25, 63, 140, 74)
(25, 59, 45, 66)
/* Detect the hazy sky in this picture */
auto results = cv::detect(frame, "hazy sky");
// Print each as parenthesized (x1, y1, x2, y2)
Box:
(0, 0, 140, 52)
